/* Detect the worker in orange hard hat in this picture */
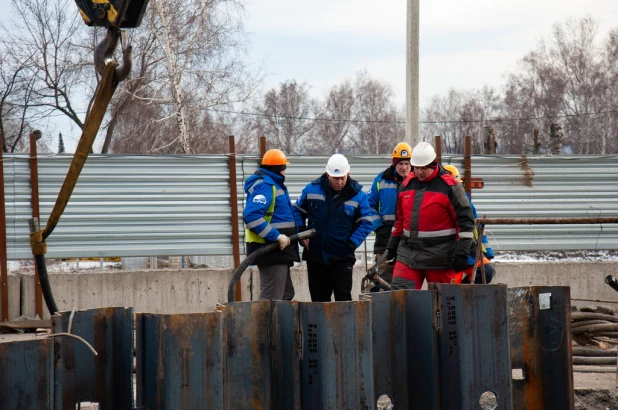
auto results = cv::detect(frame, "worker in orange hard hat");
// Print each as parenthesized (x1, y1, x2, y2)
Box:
(243, 149, 300, 300)
(443, 164, 496, 284)
(366, 142, 412, 289)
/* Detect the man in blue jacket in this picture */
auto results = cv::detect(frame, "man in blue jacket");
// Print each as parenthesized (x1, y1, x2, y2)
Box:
(244, 149, 299, 300)
(367, 142, 412, 286)
(293, 154, 374, 302)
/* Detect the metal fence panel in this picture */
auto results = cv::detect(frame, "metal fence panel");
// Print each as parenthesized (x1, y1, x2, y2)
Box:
(365, 290, 440, 409)
(508, 286, 574, 410)
(299, 300, 374, 409)
(3, 153, 618, 259)
(434, 283, 513, 410)
(0, 337, 53, 410)
(135, 312, 225, 410)
(52, 307, 134, 410)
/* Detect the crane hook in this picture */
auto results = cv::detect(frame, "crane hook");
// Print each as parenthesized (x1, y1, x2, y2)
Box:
(94, 27, 133, 83)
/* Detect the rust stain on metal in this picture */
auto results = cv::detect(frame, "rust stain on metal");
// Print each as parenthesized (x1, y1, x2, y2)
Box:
(519, 154, 535, 187)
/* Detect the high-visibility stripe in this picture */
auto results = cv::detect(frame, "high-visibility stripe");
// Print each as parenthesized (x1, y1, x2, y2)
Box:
(380, 182, 397, 189)
(246, 217, 267, 229)
(248, 179, 264, 194)
(293, 204, 307, 214)
(367, 215, 381, 221)
(344, 200, 359, 208)
(459, 231, 474, 239)
(382, 214, 396, 221)
(370, 207, 379, 213)
(307, 193, 325, 201)
(257, 225, 272, 238)
(357, 216, 374, 222)
(276, 189, 285, 196)
(418, 228, 457, 238)
(271, 222, 296, 229)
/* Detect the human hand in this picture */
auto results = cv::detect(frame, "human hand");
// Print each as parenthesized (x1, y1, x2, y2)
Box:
(276, 234, 291, 250)
(299, 239, 310, 249)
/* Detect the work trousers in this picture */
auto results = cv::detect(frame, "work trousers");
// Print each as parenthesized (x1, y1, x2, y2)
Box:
(307, 260, 355, 302)
(258, 264, 295, 301)
(392, 261, 463, 290)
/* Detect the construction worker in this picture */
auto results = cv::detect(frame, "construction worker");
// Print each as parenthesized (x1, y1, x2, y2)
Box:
(367, 142, 412, 286)
(443, 164, 496, 283)
(386, 142, 476, 290)
(244, 149, 299, 300)
(293, 154, 374, 301)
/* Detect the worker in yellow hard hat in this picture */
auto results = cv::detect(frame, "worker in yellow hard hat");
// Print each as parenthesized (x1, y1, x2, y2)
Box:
(366, 142, 413, 288)
(443, 164, 496, 283)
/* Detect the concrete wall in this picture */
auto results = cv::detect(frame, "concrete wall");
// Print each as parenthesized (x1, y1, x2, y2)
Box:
(17, 261, 618, 318)
(3, 275, 22, 320)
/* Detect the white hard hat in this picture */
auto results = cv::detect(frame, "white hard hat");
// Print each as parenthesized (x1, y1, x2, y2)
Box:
(410, 142, 437, 167)
(326, 154, 350, 176)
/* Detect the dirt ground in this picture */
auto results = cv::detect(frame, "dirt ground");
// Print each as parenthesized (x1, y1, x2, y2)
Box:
(574, 370, 618, 410)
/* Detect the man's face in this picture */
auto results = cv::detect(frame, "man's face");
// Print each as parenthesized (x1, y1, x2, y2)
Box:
(328, 174, 348, 191)
(395, 160, 411, 178)
(413, 166, 433, 181)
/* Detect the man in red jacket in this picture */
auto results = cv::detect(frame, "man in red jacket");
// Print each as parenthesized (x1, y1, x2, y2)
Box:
(386, 142, 476, 290)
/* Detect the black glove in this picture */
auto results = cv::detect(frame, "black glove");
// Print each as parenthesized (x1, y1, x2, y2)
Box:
(386, 236, 401, 263)
(452, 254, 469, 273)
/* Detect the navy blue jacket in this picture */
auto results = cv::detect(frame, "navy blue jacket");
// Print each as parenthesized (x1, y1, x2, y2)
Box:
(293, 174, 373, 264)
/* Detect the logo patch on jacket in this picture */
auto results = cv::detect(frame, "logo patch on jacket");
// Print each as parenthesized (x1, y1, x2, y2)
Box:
(253, 194, 267, 204)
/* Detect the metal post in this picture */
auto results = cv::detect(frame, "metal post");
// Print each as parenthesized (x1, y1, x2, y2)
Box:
(259, 136, 266, 157)
(406, 0, 420, 145)
(464, 135, 472, 197)
(29, 133, 43, 317)
(0, 147, 8, 321)
(228, 136, 242, 301)
(434, 136, 442, 164)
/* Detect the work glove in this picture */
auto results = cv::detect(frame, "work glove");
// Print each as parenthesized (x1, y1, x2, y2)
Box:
(276, 234, 291, 250)
(386, 236, 401, 265)
(452, 254, 469, 273)
(467, 255, 476, 266)
(485, 247, 495, 260)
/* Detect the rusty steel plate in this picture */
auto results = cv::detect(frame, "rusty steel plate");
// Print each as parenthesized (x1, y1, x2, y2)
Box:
(136, 312, 225, 410)
(509, 286, 574, 410)
(299, 300, 374, 409)
(53, 307, 134, 410)
(432, 283, 513, 410)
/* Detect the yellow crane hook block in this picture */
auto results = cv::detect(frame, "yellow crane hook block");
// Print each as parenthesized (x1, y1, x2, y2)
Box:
(75, 0, 149, 28)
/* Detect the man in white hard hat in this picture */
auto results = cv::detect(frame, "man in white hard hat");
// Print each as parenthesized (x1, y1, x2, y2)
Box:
(386, 142, 476, 290)
(293, 154, 374, 301)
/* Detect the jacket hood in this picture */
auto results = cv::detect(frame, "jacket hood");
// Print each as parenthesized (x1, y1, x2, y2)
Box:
(244, 167, 284, 191)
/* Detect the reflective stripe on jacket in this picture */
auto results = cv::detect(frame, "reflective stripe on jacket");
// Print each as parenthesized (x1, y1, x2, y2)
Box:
(293, 174, 374, 265)
(243, 168, 299, 265)
(368, 165, 403, 253)
(391, 166, 475, 270)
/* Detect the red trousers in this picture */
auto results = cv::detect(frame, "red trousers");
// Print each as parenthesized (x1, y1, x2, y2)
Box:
(393, 261, 463, 290)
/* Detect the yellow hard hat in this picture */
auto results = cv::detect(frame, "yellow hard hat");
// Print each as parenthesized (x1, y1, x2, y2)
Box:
(443, 164, 461, 181)
(391, 142, 412, 159)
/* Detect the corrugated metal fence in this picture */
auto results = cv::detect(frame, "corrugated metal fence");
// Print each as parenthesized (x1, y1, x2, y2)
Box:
(2, 153, 617, 259)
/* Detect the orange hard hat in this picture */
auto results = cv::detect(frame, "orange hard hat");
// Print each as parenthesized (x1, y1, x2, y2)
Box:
(262, 149, 289, 166)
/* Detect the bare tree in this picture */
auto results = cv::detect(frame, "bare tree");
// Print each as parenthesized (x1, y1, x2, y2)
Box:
(310, 80, 355, 154)
(253, 80, 317, 154)
(349, 71, 402, 154)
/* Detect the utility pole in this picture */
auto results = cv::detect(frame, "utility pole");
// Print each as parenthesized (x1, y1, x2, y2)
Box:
(406, 0, 420, 145)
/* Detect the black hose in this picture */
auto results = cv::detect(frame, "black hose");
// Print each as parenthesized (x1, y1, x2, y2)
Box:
(227, 229, 316, 303)
(605, 275, 618, 293)
(34, 254, 59, 315)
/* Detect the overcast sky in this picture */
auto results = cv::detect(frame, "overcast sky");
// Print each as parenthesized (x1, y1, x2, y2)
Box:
(244, 0, 618, 106)
(2, 0, 618, 152)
